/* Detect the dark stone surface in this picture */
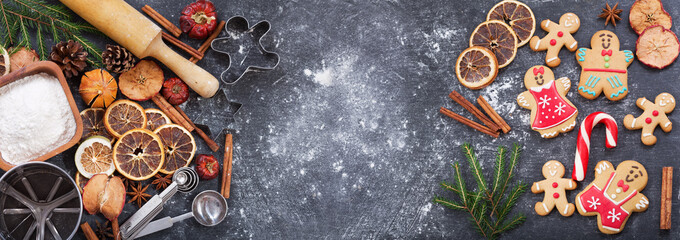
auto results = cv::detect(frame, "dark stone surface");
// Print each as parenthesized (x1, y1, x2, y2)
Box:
(3, 0, 680, 239)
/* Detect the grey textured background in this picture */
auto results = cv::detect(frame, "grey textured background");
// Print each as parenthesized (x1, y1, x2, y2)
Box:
(4, 0, 680, 239)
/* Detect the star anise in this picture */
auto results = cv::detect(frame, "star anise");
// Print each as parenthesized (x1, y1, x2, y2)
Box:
(599, 2, 623, 26)
(127, 182, 151, 208)
(152, 173, 173, 191)
(95, 220, 114, 239)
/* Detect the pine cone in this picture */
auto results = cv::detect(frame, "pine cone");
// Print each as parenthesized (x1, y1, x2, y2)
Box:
(50, 40, 88, 79)
(102, 44, 136, 74)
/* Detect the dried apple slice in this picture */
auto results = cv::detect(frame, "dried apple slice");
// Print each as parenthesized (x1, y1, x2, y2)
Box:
(119, 60, 164, 101)
(636, 25, 680, 69)
(470, 20, 518, 68)
(487, 0, 536, 47)
(82, 174, 126, 221)
(630, 0, 672, 35)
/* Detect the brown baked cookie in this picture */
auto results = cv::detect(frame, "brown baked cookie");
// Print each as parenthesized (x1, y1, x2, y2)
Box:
(575, 160, 649, 234)
(576, 30, 634, 101)
(532, 160, 577, 216)
(517, 66, 578, 138)
(529, 13, 580, 67)
(624, 93, 675, 145)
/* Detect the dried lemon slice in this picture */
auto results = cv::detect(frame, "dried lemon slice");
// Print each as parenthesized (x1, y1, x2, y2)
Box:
(154, 124, 196, 174)
(456, 46, 499, 90)
(636, 25, 680, 69)
(0, 46, 8, 77)
(75, 136, 116, 178)
(104, 100, 147, 138)
(145, 109, 171, 131)
(113, 128, 165, 181)
(470, 20, 518, 68)
(630, 0, 672, 35)
(487, 0, 536, 47)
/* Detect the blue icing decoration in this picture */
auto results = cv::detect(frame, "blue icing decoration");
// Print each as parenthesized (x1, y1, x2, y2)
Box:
(577, 48, 587, 62)
(610, 88, 628, 98)
(623, 50, 634, 63)
(579, 86, 597, 96)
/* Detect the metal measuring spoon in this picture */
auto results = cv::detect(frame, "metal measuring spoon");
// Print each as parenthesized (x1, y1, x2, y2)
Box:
(135, 190, 228, 238)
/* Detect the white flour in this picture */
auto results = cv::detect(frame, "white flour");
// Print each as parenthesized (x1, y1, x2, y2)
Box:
(0, 73, 76, 164)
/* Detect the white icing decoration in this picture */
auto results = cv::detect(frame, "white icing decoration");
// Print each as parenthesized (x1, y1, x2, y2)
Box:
(635, 197, 649, 210)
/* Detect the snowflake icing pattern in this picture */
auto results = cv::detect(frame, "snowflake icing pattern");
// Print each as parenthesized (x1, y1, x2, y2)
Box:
(554, 102, 566, 115)
(607, 208, 621, 223)
(587, 196, 601, 210)
(538, 95, 551, 109)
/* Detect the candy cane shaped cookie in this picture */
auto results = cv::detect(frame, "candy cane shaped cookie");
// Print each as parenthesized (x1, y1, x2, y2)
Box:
(572, 112, 618, 181)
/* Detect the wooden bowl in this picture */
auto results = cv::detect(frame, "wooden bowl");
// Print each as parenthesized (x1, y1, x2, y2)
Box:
(0, 61, 83, 171)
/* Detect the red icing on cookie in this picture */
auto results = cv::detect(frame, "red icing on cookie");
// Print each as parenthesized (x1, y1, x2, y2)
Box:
(552, 182, 559, 188)
(550, 39, 557, 46)
(553, 193, 560, 198)
(653, 110, 659, 116)
(557, 31, 563, 37)
(646, 118, 652, 124)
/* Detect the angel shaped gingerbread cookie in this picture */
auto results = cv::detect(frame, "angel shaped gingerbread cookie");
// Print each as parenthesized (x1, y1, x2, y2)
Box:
(529, 13, 580, 67)
(624, 93, 675, 145)
(576, 30, 634, 101)
(517, 66, 578, 138)
(575, 160, 649, 234)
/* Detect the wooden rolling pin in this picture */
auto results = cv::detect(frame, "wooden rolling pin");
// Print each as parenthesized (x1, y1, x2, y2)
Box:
(60, 0, 219, 98)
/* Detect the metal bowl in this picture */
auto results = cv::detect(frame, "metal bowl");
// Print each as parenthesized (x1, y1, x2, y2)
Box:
(0, 61, 83, 171)
(0, 162, 82, 240)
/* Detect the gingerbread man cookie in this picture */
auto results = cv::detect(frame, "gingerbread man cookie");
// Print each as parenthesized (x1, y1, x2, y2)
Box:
(517, 66, 578, 138)
(576, 30, 634, 101)
(624, 93, 675, 145)
(529, 13, 580, 67)
(575, 160, 649, 234)
(532, 160, 577, 216)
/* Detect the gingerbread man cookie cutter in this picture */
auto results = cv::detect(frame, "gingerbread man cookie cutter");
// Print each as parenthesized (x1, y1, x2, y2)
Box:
(211, 16, 280, 85)
(624, 93, 675, 145)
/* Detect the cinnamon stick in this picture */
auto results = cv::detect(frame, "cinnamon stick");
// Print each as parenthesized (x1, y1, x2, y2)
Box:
(448, 90, 500, 132)
(161, 32, 203, 59)
(151, 95, 195, 132)
(661, 167, 673, 230)
(221, 133, 234, 198)
(112, 218, 120, 240)
(190, 20, 226, 64)
(80, 222, 99, 240)
(141, 5, 182, 37)
(477, 96, 511, 133)
(440, 107, 499, 138)
(174, 105, 220, 152)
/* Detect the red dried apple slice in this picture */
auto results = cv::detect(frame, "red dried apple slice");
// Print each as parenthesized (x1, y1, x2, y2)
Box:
(636, 25, 680, 69)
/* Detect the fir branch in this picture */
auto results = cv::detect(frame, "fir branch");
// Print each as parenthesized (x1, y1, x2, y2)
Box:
(35, 25, 47, 59)
(0, 2, 15, 45)
(434, 143, 526, 239)
(461, 143, 488, 194)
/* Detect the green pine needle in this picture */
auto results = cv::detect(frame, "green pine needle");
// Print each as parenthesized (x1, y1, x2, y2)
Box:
(433, 143, 526, 239)
(0, 0, 101, 65)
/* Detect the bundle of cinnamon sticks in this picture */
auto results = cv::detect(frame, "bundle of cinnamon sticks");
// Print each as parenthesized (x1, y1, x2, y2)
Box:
(141, 5, 226, 64)
(440, 90, 511, 138)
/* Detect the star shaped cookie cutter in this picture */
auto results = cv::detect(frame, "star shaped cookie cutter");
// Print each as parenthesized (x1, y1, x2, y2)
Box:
(211, 16, 280, 85)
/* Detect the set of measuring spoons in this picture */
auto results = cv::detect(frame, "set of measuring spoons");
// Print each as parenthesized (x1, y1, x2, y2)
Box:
(119, 167, 228, 239)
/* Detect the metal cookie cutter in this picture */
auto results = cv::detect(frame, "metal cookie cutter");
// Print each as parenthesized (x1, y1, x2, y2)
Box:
(211, 16, 280, 85)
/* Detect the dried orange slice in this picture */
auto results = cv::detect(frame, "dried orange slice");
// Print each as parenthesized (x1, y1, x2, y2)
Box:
(145, 109, 171, 131)
(113, 128, 165, 181)
(487, 0, 535, 47)
(104, 100, 147, 138)
(456, 46, 499, 89)
(636, 25, 680, 69)
(470, 20, 518, 68)
(81, 108, 114, 142)
(154, 124, 196, 174)
(630, 0, 672, 35)
(75, 136, 116, 178)
(119, 60, 164, 101)
(75, 173, 88, 192)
